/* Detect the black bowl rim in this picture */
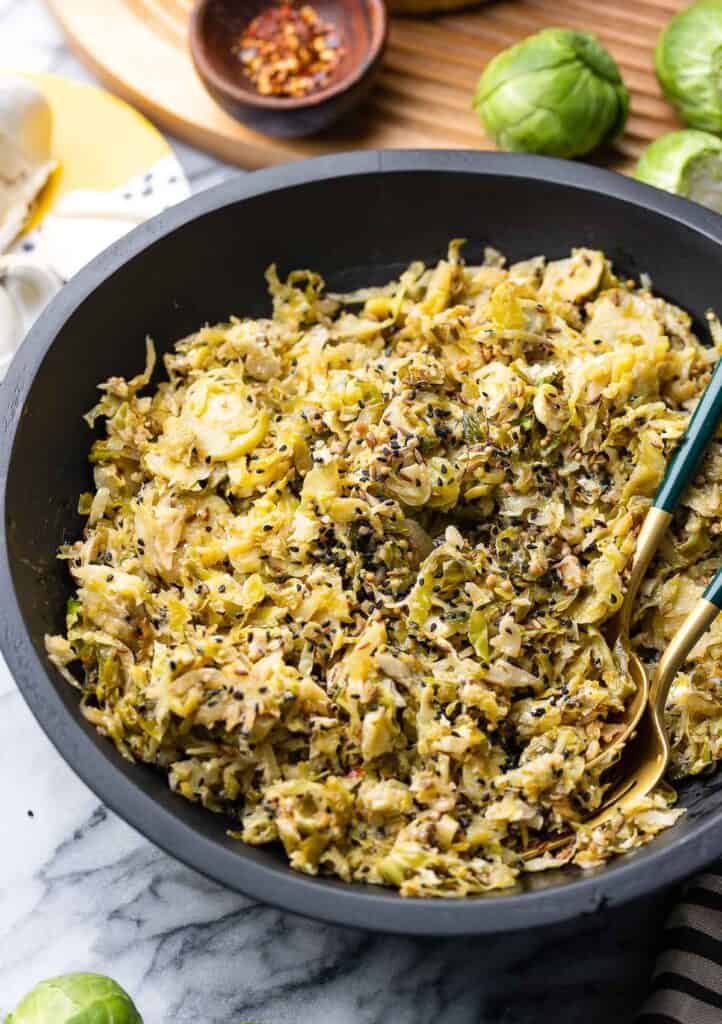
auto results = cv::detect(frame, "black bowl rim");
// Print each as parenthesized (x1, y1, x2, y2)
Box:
(4, 150, 722, 936)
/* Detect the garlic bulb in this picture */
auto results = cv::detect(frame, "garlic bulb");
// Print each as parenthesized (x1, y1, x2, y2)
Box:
(0, 75, 56, 253)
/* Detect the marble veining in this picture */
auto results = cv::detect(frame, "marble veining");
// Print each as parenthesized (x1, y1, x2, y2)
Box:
(0, 2, 671, 1019)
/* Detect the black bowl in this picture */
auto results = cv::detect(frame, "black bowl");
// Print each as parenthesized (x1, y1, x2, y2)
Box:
(4, 151, 722, 936)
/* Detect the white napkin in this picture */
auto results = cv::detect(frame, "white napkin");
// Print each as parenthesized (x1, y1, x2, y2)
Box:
(0, 254, 62, 379)
(22, 154, 189, 280)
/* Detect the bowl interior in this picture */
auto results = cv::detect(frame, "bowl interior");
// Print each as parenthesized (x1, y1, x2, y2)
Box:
(194, 0, 376, 105)
(5, 159, 722, 932)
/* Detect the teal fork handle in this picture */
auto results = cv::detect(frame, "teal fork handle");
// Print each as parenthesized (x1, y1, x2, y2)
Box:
(655, 354, 722, 513)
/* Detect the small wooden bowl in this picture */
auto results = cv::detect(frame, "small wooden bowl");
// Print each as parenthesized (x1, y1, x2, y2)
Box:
(190, 0, 388, 139)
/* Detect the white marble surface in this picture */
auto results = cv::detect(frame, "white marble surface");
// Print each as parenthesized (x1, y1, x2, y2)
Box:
(0, 3, 671, 1021)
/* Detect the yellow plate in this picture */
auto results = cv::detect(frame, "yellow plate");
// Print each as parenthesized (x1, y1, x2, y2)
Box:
(18, 71, 187, 234)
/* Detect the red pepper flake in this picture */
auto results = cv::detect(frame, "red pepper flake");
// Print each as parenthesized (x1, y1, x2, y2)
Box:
(235, 2, 345, 99)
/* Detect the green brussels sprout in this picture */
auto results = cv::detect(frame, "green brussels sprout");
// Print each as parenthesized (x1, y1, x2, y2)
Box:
(636, 130, 722, 212)
(655, 1, 722, 133)
(5, 973, 143, 1024)
(473, 28, 629, 158)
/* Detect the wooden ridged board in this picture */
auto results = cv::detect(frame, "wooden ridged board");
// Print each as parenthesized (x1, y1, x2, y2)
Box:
(45, 0, 687, 172)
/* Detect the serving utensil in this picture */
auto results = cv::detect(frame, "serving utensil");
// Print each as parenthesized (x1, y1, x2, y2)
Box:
(589, 349, 722, 769)
(583, 568, 722, 828)
(523, 349, 722, 859)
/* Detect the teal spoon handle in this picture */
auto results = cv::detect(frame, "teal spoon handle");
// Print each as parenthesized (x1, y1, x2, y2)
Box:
(704, 565, 722, 609)
(654, 355, 722, 513)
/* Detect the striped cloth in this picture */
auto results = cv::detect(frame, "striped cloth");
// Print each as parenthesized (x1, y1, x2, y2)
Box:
(637, 871, 722, 1022)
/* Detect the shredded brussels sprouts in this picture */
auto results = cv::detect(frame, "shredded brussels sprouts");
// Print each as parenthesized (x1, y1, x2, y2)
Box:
(47, 243, 722, 897)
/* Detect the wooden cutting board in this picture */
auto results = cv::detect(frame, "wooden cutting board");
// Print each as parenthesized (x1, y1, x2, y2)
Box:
(45, 0, 686, 173)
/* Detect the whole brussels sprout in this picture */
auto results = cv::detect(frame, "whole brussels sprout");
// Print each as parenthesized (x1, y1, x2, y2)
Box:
(473, 28, 629, 158)
(636, 130, 722, 211)
(5, 973, 143, 1024)
(655, 1, 722, 132)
